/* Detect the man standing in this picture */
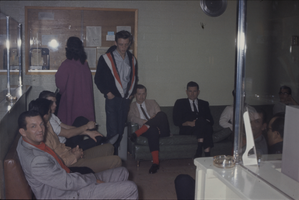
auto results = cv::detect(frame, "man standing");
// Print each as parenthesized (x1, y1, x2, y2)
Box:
(128, 84, 170, 174)
(17, 110, 138, 199)
(173, 81, 214, 157)
(95, 30, 138, 154)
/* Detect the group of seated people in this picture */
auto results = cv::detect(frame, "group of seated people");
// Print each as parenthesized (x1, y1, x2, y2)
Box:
(16, 83, 293, 199)
(17, 91, 138, 199)
(175, 86, 291, 200)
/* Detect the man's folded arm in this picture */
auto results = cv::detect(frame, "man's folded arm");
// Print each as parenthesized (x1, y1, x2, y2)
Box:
(31, 155, 96, 191)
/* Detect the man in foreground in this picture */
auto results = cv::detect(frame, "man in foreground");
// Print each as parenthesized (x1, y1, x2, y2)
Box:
(128, 84, 170, 173)
(17, 110, 138, 199)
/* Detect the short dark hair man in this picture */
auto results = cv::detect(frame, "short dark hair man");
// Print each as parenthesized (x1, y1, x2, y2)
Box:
(173, 81, 214, 157)
(273, 85, 298, 114)
(128, 84, 170, 173)
(95, 30, 138, 155)
(17, 110, 138, 199)
(267, 113, 285, 154)
(244, 107, 268, 155)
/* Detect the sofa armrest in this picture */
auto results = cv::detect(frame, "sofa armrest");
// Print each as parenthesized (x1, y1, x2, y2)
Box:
(4, 134, 33, 199)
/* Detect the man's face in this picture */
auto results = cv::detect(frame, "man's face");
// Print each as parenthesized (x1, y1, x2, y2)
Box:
(19, 116, 45, 145)
(249, 112, 266, 138)
(115, 38, 131, 57)
(279, 88, 290, 103)
(46, 96, 57, 114)
(186, 86, 200, 101)
(135, 88, 147, 104)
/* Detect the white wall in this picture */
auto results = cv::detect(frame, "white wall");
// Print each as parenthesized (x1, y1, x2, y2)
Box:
(0, 1, 237, 134)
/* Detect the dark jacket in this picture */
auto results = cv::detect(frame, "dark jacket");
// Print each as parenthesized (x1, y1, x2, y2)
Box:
(173, 98, 214, 129)
(94, 46, 138, 99)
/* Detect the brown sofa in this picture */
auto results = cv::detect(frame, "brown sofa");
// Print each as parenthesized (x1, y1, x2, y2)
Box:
(4, 134, 34, 199)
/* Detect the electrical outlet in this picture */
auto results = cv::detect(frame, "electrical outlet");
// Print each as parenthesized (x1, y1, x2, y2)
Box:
(292, 36, 299, 46)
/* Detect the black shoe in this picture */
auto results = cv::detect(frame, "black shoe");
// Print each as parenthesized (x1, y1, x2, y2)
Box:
(149, 164, 160, 174)
(130, 133, 137, 143)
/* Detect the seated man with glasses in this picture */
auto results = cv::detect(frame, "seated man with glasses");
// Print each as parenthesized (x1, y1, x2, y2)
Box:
(273, 85, 298, 115)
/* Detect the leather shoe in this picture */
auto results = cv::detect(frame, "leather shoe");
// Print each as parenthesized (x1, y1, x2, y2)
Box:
(130, 133, 137, 143)
(149, 164, 159, 174)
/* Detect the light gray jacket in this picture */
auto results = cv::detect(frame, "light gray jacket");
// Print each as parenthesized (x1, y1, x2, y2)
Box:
(16, 137, 96, 199)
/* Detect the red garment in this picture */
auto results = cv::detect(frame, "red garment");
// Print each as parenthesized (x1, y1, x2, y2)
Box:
(23, 138, 70, 173)
(56, 59, 95, 125)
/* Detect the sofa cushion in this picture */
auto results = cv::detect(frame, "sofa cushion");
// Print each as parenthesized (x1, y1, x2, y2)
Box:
(136, 135, 197, 146)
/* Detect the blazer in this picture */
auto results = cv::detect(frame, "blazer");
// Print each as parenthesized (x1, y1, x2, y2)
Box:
(173, 98, 214, 130)
(128, 99, 161, 128)
(17, 137, 96, 199)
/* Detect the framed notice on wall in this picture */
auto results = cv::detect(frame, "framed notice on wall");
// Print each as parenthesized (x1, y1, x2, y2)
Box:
(25, 6, 138, 74)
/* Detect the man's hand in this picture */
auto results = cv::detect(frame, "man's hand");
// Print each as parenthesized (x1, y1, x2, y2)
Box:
(96, 179, 104, 184)
(287, 95, 299, 105)
(182, 119, 197, 127)
(84, 130, 103, 142)
(107, 92, 115, 100)
(85, 121, 96, 130)
(71, 145, 83, 159)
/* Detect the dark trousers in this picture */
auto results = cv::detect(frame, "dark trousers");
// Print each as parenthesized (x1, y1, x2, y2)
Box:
(105, 96, 131, 154)
(142, 111, 170, 152)
(175, 174, 195, 200)
(64, 116, 105, 151)
(69, 166, 94, 174)
(179, 117, 214, 149)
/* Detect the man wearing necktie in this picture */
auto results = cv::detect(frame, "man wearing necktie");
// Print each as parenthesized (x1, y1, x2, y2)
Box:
(173, 81, 214, 157)
(128, 84, 170, 174)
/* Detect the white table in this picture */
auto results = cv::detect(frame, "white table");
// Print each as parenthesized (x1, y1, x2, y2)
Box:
(194, 157, 299, 199)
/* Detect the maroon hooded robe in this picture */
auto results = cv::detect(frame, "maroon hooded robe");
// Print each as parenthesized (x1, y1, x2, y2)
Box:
(55, 59, 95, 125)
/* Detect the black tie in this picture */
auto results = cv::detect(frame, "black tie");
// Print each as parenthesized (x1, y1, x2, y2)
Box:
(193, 100, 198, 113)
(140, 104, 150, 120)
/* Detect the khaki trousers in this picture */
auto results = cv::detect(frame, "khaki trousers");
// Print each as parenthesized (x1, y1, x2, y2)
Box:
(69, 143, 122, 173)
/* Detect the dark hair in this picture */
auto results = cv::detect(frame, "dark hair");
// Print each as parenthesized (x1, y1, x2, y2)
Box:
(28, 98, 52, 117)
(18, 110, 40, 130)
(271, 115, 285, 138)
(253, 107, 267, 124)
(187, 81, 199, 90)
(279, 85, 292, 95)
(136, 84, 147, 93)
(39, 90, 56, 99)
(115, 30, 133, 44)
(65, 36, 87, 65)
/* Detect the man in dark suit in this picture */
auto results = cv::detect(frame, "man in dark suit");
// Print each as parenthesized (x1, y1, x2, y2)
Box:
(128, 84, 170, 174)
(173, 81, 214, 157)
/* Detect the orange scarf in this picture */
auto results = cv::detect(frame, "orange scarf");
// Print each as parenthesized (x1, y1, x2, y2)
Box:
(23, 138, 70, 173)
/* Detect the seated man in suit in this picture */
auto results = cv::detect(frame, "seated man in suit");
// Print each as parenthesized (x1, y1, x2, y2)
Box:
(128, 84, 170, 174)
(17, 110, 138, 199)
(267, 113, 285, 154)
(173, 81, 214, 157)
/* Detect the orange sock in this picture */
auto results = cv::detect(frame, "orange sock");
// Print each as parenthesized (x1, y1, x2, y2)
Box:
(135, 125, 149, 137)
(151, 150, 159, 164)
